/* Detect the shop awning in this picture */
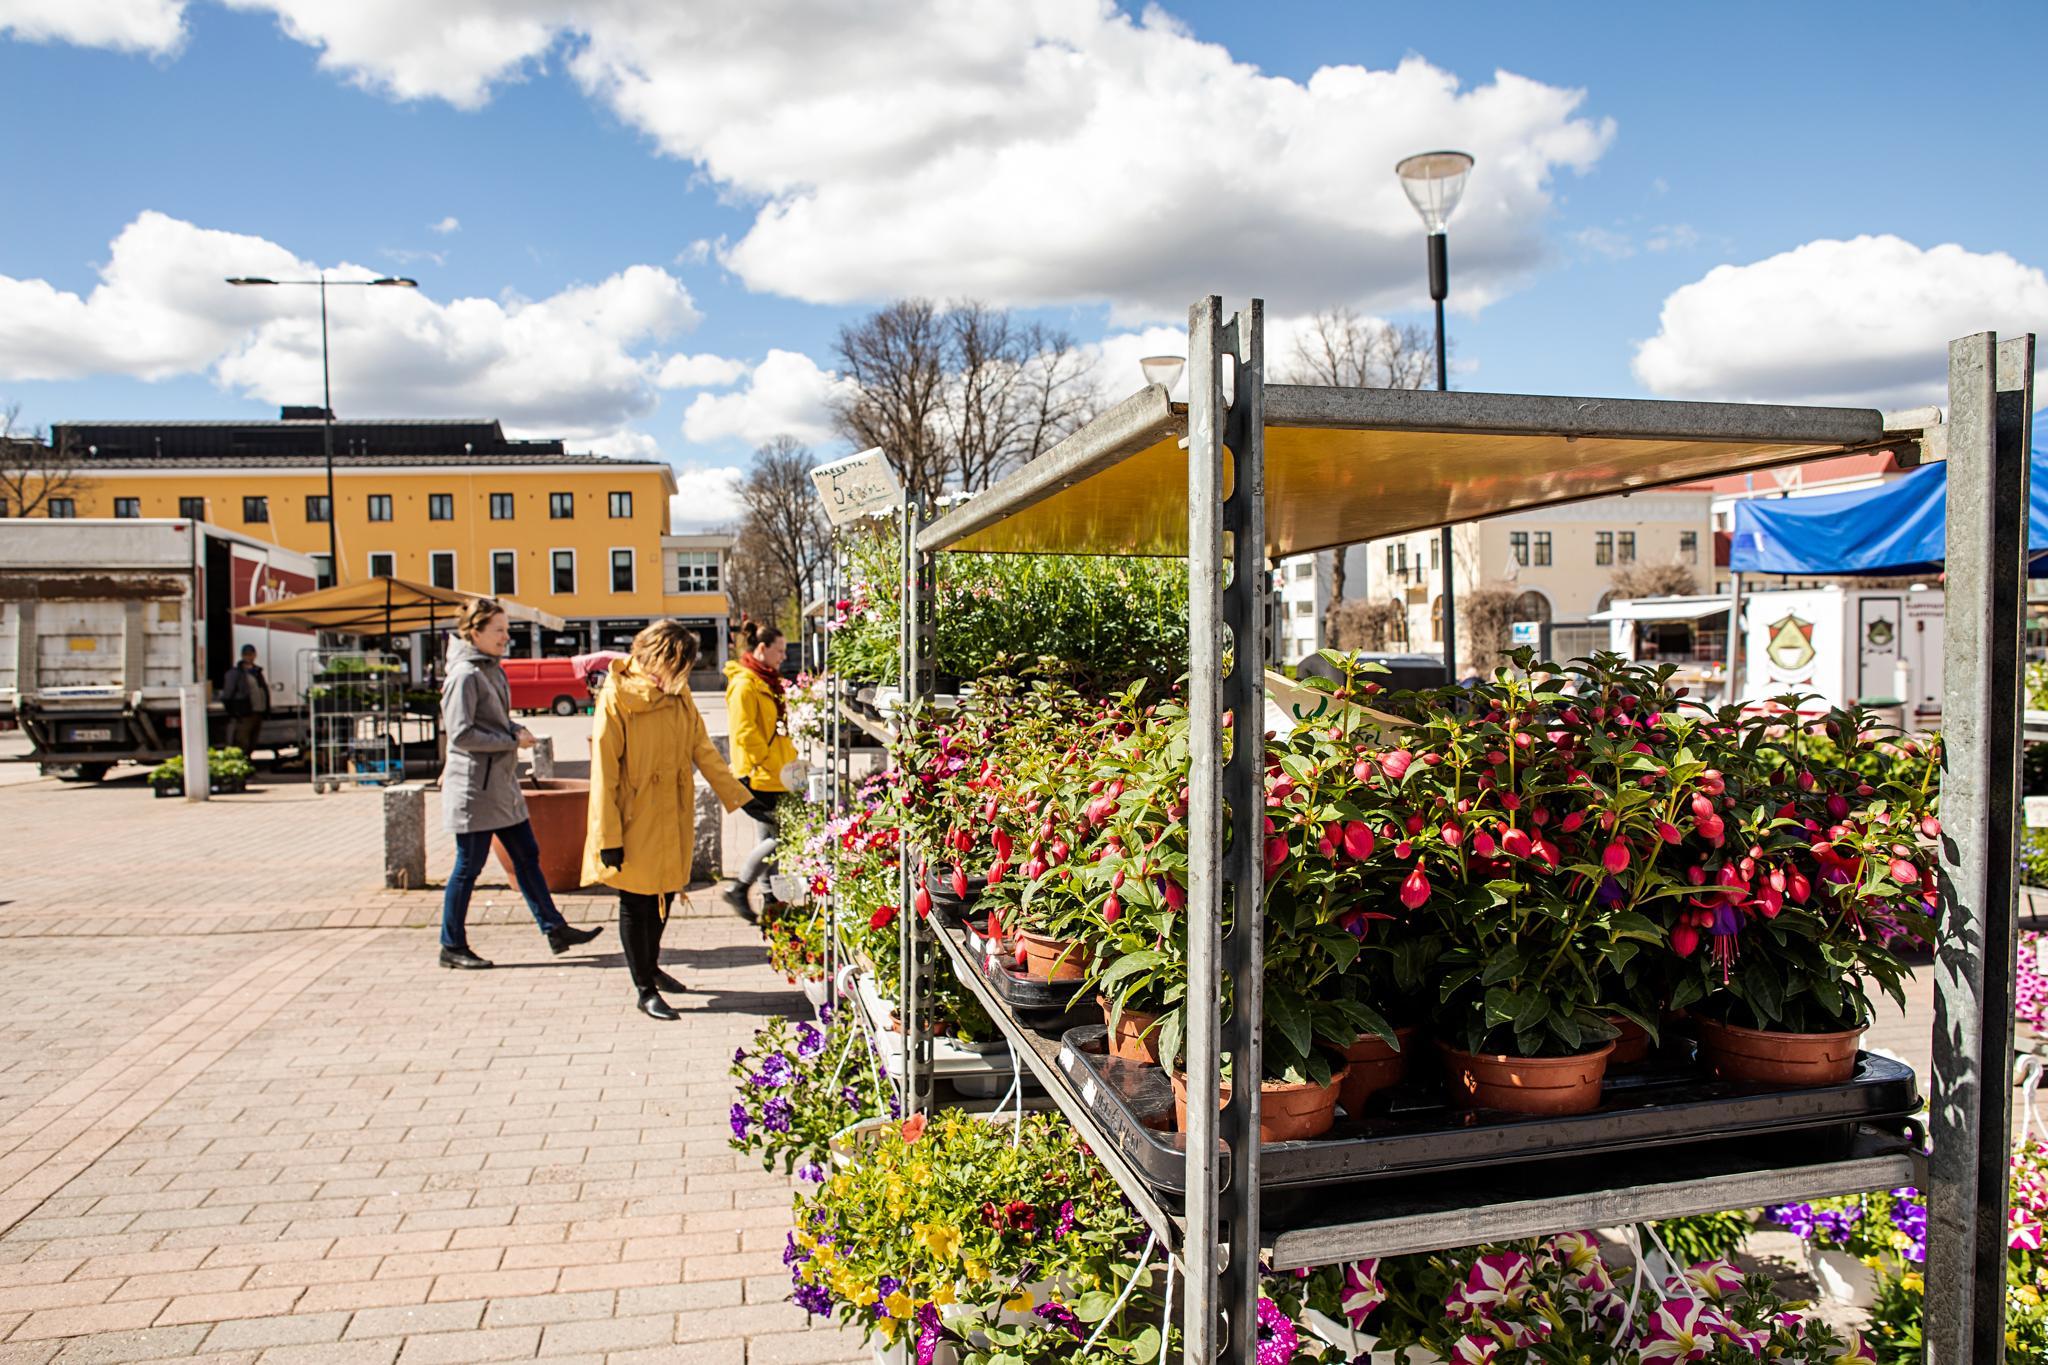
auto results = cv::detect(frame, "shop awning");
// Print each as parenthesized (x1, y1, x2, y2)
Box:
(1586, 596, 1731, 623)
(240, 576, 565, 636)
(1729, 446, 2048, 576)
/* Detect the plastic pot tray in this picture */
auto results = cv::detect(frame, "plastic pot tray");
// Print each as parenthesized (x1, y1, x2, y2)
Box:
(1052, 1025, 1921, 1198)
(956, 924, 1098, 1033)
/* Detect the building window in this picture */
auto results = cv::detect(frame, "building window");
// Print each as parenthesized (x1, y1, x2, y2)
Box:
(490, 493, 515, 520)
(1594, 531, 1614, 566)
(1294, 599, 1313, 616)
(611, 549, 635, 593)
(306, 495, 331, 522)
(369, 552, 395, 579)
(1680, 531, 1699, 564)
(243, 496, 268, 524)
(179, 496, 206, 520)
(549, 492, 574, 519)
(366, 494, 393, 522)
(47, 498, 74, 518)
(0, 497, 9, 517)
(1290, 559, 1313, 581)
(1431, 595, 1443, 643)
(1394, 543, 1409, 579)
(1428, 536, 1440, 571)
(608, 491, 633, 519)
(551, 550, 575, 594)
(1533, 532, 1552, 567)
(429, 551, 456, 590)
(1618, 532, 1636, 564)
(311, 554, 333, 587)
(1509, 531, 1529, 566)
(674, 551, 720, 592)
(113, 497, 141, 519)
(1385, 545, 1396, 576)
(492, 551, 517, 596)
(428, 494, 454, 521)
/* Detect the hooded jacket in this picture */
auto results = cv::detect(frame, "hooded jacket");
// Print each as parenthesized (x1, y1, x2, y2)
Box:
(722, 658, 799, 792)
(439, 638, 527, 834)
(583, 657, 750, 894)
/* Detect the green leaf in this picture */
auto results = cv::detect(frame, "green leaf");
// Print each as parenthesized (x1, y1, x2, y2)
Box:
(1265, 988, 1314, 1063)
(1484, 986, 1517, 1028)
(1099, 950, 1165, 990)
(1481, 943, 1526, 986)
(1512, 990, 1549, 1033)
(1610, 911, 1668, 944)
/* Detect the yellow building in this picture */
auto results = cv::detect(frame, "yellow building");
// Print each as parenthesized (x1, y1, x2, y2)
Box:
(42, 415, 728, 659)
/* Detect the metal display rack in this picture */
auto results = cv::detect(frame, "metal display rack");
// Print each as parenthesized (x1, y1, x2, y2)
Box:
(303, 647, 405, 792)
(880, 300, 2033, 1363)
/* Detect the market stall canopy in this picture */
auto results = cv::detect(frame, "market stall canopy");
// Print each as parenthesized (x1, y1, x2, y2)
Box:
(240, 576, 566, 635)
(1586, 596, 1731, 623)
(920, 385, 1921, 558)
(1728, 447, 2048, 577)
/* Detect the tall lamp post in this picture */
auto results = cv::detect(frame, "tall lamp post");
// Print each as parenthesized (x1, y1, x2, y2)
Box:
(1395, 150, 1474, 680)
(224, 274, 418, 585)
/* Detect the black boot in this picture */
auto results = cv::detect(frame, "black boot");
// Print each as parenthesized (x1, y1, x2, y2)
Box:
(655, 968, 686, 993)
(547, 924, 604, 955)
(717, 880, 757, 924)
(638, 990, 680, 1021)
(440, 946, 494, 970)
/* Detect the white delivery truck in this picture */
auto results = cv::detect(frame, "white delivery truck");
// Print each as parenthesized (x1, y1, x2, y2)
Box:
(1740, 585, 1944, 726)
(0, 519, 320, 780)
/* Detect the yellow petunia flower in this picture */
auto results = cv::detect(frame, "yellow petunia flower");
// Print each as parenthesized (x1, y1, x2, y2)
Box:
(930, 1283, 957, 1306)
(915, 1221, 962, 1262)
(962, 1257, 988, 1283)
(885, 1291, 914, 1320)
(1902, 1272, 1925, 1293)
(1003, 1289, 1036, 1313)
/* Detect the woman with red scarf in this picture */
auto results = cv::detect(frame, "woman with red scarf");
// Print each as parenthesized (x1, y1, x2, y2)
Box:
(717, 619, 798, 921)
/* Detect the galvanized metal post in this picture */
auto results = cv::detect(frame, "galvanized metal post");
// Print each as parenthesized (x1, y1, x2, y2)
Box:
(1724, 570, 1744, 706)
(1926, 331, 2034, 1364)
(1184, 296, 1266, 1365)
(899, 499, 935, 1116)
(1219, 300, 1267, 1365)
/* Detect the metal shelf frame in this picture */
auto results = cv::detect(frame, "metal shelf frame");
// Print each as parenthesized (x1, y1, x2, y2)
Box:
(886, 300, 2032, 1364)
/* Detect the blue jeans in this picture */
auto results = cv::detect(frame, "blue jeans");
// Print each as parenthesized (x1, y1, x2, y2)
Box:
(442, 819, 569, 951)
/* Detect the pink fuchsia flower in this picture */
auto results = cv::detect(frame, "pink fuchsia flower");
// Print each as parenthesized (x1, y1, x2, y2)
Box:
(1253, 1297, 1297, 1365)
(1379, 749, 1413, 781)
(1639, 1298, 1722, 1361)
(1399, 863, 1431, 910)
(1451, 1336, 1499, 1364)
(1340, 1260, 1384, 1326)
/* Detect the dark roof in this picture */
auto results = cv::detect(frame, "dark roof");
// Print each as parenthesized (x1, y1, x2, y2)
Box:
(55, 417, 574, 463)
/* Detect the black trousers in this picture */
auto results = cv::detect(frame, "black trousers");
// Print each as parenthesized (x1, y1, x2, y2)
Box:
(617, 890, 672, 994)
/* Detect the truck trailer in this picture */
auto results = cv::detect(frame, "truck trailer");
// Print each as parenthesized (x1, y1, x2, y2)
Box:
(0, 519, 320, 779)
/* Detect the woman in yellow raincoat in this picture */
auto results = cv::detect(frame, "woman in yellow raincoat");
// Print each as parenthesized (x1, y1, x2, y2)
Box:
(717, 619, 798, 920)
(583, 620, 749, 1019)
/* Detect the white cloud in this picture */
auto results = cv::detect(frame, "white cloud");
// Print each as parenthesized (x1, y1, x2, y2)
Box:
(655, 352, 748, 389)
(1572, 226, 1634, 260)
(191, 1, 1613, 321)
(1644, 223, 1697, 253)
(429, 215, 461, 235)
(0, 0, 185, 53)
(680, 349, 851, 448)
(0, 211, 701, 439)
(668, 464, 746, 532)
(1633, 234, 2048, 407)
(584, 429, 662, 459)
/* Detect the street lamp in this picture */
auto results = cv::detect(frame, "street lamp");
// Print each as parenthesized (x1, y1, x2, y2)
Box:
(1395, 149, 1474, 679)
(225, 275, 419, 585)
(1139, 355, 1185, 391)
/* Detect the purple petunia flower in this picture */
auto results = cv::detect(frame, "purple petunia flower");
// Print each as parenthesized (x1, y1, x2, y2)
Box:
(734, 1046, 748, 1066)
(1034, 1302, 1083, 1339)
(729, 1102, 751, 1140)
(1254, 1297, 1298, 1365)
(793, 1282, 831, 1316)
(796, 1022, 825, 1059)
(782, 1232, 802, 1267)
(817, 1002, 836, 1027)
(762, 1096, 793, 1134)
(1053, 1200, 1076, 1239)
(914, 1303, 943, 1365)
(797, 1162, 825, 1184)
(842, 1085, 860, 1106)
(755, 1052, 795, 1088)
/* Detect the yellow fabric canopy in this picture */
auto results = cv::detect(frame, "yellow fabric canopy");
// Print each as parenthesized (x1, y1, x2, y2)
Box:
(240, 575, 566, 636)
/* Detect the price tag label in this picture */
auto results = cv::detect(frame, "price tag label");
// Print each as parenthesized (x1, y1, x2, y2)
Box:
(1058, 1047, 1076, 1072)
(2036, 939, 2048, 975)
(2027, 796, 2048, 829)
(809, 446, 903, 527)
(1082, 1079, 1098, 1105)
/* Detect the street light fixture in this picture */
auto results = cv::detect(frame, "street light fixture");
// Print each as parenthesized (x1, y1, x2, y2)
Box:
(225, 274, 420, 584)
(1139, 355, 1186, 391)
(1394, 148, 1474, 679)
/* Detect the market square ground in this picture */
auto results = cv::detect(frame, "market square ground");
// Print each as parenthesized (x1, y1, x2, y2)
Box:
(0, 707, 1938, 1361)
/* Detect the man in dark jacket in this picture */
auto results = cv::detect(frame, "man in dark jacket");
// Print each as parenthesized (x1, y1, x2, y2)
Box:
(220, 645, 269, 757)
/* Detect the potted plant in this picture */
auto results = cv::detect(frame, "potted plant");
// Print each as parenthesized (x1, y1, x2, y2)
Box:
(149, 746, 255, 797)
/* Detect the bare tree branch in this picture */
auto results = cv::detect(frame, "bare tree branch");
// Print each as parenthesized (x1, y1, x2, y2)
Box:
(734, 435, 831, 633)
(0, 404, 83, 518)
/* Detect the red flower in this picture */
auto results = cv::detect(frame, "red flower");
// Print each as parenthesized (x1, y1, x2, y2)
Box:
(1601, 841, 1631, 875)
(914, 886, 933, 919)
(899, 1113, 927, 1142)
(1103, 893, 1122, 923)
(1671, 924, 1700, 957)
(1380, 749, 1413, 781)
(952, 865, 969, 899)
(1263, 835, 1289, 880)
(1004, 1200, 1036, 1232)
(1399, 863, 1431, 910)
(1162, 877, 1187, 912)
(869, 904, 899, 930)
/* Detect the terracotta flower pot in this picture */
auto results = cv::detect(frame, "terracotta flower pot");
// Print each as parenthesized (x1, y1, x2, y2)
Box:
(1170, 1067, 1349, 1143)
(1099, 995, 1163, 1064)
(492, 778, 591, 892)
(1437, 1041, 1615, 1116)
(1339, 1027, 1416, 1116)
(1015, 929, 1085, 982)
(1694, 1015, 1864, 1086)
(1606, 1015, 1651, 1067)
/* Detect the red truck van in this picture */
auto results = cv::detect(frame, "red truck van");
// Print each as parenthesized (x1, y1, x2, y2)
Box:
(499, 658, 591, 716)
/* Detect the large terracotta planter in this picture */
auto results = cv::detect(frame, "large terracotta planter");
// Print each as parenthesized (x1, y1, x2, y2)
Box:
(492, 778, 591, 893)
(1694, 1016, 1863, 1086)
(1016, 929, 1085, 982)
(1339, 1027, 1417, 1116)
(1606, 1015, 1651, 1067)
(1100, 995, 1163, 1064)
(1437, 1041, 1614, 1116)
(1170, 1066, 1349, 1143)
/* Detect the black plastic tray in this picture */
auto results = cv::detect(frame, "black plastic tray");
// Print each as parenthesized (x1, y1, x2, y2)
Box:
(1054, 1025, 1922, 1198)
(954, 924, 1099, 1032)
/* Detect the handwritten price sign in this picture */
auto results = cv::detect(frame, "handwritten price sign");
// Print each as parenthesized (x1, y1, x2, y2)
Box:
(809, 446, 903, 527)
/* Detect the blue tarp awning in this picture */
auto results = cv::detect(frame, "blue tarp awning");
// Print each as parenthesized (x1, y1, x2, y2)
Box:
(1728, 449, 2048, 577)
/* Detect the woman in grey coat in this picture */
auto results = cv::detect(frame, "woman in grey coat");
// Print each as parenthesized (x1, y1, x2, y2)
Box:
(437, 598, 603, 969)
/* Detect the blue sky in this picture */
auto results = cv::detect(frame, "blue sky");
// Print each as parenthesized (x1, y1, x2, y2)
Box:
(1, 0, 2043, 526)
